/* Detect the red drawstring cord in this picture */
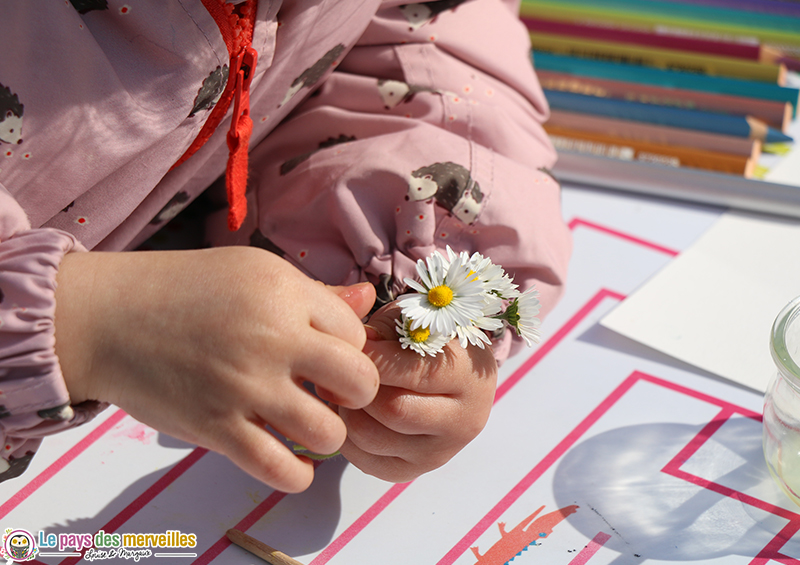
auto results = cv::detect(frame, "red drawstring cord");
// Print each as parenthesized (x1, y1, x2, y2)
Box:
(172, 0, 258, 231)
(226, 46, 258, 231)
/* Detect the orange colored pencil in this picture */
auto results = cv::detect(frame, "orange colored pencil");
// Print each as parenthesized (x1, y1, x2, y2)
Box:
(545, 124, 757, 177)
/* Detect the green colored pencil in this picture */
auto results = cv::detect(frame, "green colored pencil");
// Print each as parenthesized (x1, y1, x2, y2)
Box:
(519, 0, 800, 52)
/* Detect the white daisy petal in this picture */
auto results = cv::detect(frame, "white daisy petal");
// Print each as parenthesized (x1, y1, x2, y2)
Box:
(456, 324, 492, 349)
(416, 259, 434, 289)
(404, 279, 428, 294)
(445, 246, 459, 266)
(396, 317, 452, 356)
(399, 251, 487, 337)
(397, 248, 540, 352)
(474, 315, 503, 332)
(505, 287, 542, 346)
(466, 252, 520, 300)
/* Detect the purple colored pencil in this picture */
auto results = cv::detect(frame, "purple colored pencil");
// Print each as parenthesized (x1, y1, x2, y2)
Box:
(651, 0, 800, 18)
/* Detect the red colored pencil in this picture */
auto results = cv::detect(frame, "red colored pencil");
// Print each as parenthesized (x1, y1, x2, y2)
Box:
(521, 15, 785, 64)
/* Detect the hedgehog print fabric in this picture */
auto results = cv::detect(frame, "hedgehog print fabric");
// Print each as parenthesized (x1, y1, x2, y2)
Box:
(407, 162, 484, 225)
(0, 83, 23, 146)
(279, 44, 346, 108)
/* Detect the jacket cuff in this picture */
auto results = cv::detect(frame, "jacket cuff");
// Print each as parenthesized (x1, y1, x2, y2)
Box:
(0, 228, 107, 482)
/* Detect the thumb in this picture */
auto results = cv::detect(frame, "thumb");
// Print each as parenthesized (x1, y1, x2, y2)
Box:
(363, 302, 403, 341)
(326, 282, 376, 320)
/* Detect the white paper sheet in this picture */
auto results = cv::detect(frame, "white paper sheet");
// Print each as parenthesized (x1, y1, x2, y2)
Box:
(765, 142, 800, 188)
(601, 211, 800, 393)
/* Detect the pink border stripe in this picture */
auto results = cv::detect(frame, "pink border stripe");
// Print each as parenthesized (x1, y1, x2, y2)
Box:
(662, 409, 800, 522)
(751, 521, 800, 564)
(58, 447, 209, 565)
(568, 531, 612, 565)
(670, 465, 800, 522)
(636, 373, 761, 419)
(310, 481, 413, 565)
(495, 288, 625, 403)
(0, 408, 128, 520)
(437, 373, 641, 565)
(569, 218, 680, 257)
(192, 489, 290, 565)
(663, 407, 734, 473)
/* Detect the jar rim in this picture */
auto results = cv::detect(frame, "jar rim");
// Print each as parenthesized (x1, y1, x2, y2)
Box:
(771, 295, 800, 387)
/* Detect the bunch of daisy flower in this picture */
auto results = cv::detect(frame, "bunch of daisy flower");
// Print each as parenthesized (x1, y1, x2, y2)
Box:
(396, 247, 542, 356)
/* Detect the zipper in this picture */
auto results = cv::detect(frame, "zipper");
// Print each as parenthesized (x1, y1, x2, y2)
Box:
(171, 0, 259, 231)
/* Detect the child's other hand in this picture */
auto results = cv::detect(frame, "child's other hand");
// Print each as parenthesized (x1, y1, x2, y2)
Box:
(336, 303, 498, 483)
(54, 248, 380, 493)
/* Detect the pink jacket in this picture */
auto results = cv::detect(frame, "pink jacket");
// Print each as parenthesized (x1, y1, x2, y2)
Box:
(0, 0, 571, 482)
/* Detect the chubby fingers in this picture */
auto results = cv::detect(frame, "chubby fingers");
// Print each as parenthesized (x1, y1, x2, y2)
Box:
(336, 409, 456, 483)
(307, 283, 372, 350)
(294, 330, 379, 409)
(326, 282, 376, 320)
(363, 337, 497, 395)
(214, 418, 316, 493)
(358, 384, 471, 436)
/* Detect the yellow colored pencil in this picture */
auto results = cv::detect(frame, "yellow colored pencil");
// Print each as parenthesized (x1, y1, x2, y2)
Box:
(530, 32, 787, 84)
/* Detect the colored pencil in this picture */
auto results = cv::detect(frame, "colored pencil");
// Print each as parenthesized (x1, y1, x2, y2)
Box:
(656, 0, 800, 18)
(522, 0, 800, 33)
(548, 109, 763, 158)
(522, 16, 784, 63)
(226, 529, 305, 565)
(543, 89, 794, 143)
(533, 52, 800, 114)
(655, 0, 800, 18)
(538, 70, 793, 130)
(529, 31, 787, 84)
(546, 125, 757, 176)
(778, 55, 800, 72)
(518, 1, 800, 54)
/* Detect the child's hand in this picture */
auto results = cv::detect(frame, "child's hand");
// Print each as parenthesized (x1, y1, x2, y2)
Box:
(336, 303, 498, 483)
(54, 247, 380, 493)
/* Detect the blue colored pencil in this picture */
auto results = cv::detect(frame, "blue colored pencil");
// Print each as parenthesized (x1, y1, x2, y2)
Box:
(543, 89, 794, 143)
(533, 52, 800, 114)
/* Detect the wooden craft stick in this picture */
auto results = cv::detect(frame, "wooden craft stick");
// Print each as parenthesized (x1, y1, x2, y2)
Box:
(226, 529, 306, 565)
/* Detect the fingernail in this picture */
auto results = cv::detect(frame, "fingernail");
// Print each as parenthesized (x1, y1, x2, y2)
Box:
(364, 324, 380, 341)
(341, 282, 371, 300)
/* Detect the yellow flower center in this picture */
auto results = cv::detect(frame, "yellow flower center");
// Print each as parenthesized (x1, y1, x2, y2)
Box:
(408, 326, 431, 343)
(428, 285, 454, 308)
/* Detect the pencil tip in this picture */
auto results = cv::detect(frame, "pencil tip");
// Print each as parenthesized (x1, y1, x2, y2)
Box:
(766, 127, 794, 144)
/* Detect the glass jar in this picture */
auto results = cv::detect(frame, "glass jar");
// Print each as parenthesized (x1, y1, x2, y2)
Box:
(763, 295, 800, 506)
